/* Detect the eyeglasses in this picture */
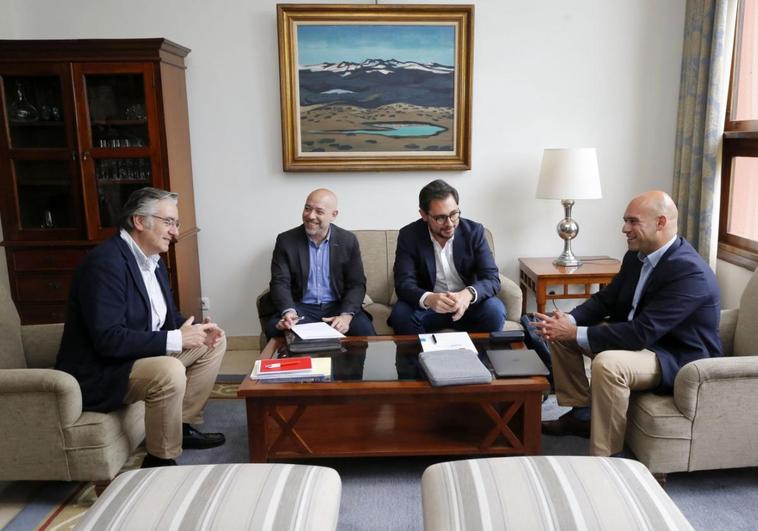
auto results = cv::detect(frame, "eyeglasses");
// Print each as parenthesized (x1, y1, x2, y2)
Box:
(150, 215, 181, 229)
(428, 209, 461, 224)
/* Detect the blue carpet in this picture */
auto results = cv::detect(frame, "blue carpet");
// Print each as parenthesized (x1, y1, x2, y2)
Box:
(181, 396, 758, 531)
(2, 481, 83, 531)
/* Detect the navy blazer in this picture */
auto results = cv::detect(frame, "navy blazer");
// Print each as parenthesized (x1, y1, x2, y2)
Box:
(570, 237, 721, 392)
(393, 218, 501, 305)
(56, 236, 183, 412)
(268, 224, 367, 316)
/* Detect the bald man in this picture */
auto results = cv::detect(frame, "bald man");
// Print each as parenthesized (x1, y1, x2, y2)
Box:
(264, 189, 376, 338)
(534, 191, 720, 456)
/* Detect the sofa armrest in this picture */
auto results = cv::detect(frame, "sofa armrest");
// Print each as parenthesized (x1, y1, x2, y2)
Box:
(718, 308, 739, 356)
(0, 368, 83, 428)
(21, 323, 64, 368)
(497, 274, 522, 324)
(673, 356, 758, 419)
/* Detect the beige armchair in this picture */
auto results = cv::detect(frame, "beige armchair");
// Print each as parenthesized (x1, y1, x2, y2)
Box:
(256, 228, 523, 348)
(0, 282, 144, 482)
(626, 267, 758, 479)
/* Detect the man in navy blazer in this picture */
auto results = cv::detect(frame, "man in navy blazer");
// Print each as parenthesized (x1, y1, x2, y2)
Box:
(263, 188, 375, 338)
(56, 188, 227, 468)
(534, 191, 720, 456)
(389, 179, 506, 334)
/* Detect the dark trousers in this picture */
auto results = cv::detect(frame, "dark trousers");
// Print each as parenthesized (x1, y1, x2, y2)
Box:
(264, 301, 376, 340)
(388, 297, 506, 335)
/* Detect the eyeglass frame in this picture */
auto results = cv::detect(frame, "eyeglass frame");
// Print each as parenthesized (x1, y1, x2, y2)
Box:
(426, 209, 461, 224)
(150, 214, 181, 230)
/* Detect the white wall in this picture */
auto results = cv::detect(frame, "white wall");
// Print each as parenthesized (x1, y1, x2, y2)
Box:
(3, 0, 689, 335)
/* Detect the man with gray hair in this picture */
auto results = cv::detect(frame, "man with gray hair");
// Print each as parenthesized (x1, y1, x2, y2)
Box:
(56, 187, 227, 468)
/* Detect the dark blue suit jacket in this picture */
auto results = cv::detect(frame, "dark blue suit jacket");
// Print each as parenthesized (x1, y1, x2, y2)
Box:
(55, 235, 183, 412)
(570, 237, 721, 392)
(393, 218, 501, 305)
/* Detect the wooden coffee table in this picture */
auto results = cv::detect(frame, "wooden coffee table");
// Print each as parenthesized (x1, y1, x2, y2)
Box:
(237, 334, 549, 462)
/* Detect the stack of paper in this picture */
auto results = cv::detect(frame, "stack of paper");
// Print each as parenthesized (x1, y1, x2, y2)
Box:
(292, 322, 345, 339)
(419, 331, 477, 353)
(251, 357, 332, 382)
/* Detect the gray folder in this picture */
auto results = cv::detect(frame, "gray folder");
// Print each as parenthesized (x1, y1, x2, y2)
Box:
(419, 349, 493, 386)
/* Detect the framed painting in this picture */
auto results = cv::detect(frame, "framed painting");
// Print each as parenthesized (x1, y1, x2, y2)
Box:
(277, 4, 474, 171)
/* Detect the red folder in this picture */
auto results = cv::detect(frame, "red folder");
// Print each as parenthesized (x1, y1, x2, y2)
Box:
(259, 357, 312, 373)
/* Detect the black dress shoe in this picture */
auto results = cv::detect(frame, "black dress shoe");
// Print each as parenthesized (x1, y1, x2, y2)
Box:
(141, 453, 177, 468)
(541, 410, 591, 438)
(182, 424, 226, 449)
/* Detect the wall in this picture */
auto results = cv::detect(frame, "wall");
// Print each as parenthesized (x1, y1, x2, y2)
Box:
(2, 0, 690, 335)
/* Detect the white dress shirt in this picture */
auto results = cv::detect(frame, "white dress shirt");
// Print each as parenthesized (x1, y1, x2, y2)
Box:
(120, 230, 182, 353)
(419, 229, 477, 308)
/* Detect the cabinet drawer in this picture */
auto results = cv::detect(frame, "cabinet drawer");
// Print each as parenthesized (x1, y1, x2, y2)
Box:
(17, 303, 67, 324)
(12, 248, 89, 271)
(15, 272, 73, 302)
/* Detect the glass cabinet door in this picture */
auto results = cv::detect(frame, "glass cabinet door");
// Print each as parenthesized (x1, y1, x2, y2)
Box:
(0, 67, 83, 240)
(74, 64, 160, 236)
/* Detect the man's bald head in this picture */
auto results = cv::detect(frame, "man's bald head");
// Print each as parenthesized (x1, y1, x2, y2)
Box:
(306, 188, 338, 210)
(623, 191, 679, 254)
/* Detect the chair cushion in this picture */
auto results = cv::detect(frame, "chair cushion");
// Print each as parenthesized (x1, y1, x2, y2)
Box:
(64, 403, 145, 449)
(422, 456, 693, 530)
(627, 393, 692, 439)
(734, 268, 758, 357)
(76, 463, 342, 531)
(0, 283, 26, 369)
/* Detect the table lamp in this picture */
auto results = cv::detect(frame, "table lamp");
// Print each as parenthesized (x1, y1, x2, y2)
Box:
(536, 148, 602, 267)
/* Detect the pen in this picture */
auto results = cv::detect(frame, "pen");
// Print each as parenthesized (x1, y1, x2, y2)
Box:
(268, 360, 302, 369)
(432, 334, 437, 344)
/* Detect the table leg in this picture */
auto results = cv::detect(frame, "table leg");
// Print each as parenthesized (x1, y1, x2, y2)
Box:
(520, 281, 528, 315)
(523, 392, 542, 455)
(246, 399, 268, 463)
(536, 280, 547, 314)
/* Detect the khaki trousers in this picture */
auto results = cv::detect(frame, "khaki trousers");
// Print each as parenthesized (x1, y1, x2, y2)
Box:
(550, 339, 661, 456)
(123, 336, 227, 459)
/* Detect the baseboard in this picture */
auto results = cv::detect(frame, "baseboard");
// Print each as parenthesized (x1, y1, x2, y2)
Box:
(226, 335, 258, 351)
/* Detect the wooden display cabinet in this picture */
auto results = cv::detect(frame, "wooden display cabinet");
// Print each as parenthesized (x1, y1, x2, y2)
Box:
(0, 39, 202, 323)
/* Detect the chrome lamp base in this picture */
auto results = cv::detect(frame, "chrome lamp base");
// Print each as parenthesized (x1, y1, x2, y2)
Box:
(553, 199, 583, 267)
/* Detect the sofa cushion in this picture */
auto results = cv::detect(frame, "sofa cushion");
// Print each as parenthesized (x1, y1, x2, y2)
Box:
(77, 463, 342, 531)
(64, 402, 145, 449)
(627, 393, 692, 440)
(422, 456, 692, 531)
(0, 283, 26, 370)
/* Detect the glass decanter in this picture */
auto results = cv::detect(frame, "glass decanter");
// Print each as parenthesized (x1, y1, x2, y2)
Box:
(8, 82, 39, 122)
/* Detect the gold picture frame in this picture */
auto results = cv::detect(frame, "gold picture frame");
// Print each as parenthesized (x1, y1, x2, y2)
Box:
(277, 3, 474, 172)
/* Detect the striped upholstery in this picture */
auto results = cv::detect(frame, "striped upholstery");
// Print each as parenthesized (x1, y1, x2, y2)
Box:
(77, 463, 341, 531)
(422, 456, 693, 531)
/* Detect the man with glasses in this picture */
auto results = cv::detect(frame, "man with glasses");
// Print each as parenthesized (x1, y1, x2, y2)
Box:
(263, 188, 375, 338)
(389, 179, 506, 334)
(56, 187, 227, 468)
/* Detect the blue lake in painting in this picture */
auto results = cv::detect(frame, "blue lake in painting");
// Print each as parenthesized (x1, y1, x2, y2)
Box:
(322, 122, 447, 138)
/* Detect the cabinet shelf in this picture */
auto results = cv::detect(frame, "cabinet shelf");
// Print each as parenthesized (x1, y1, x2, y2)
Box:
(97, 178, 150, 186)
(9, 120, 65, 127)
(91, 119, 147, 126)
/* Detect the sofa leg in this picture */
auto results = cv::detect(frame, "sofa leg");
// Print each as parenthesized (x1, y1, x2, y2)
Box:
(653, 473, 667, 487)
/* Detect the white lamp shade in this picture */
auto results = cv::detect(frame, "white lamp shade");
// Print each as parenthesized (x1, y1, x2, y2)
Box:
(537, 148, 602, 200)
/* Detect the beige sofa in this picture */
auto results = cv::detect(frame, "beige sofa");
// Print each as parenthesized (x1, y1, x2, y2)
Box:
(257, 228, 523, 347)
(0, 282, 145, 482)
(626, 266, 758, 478)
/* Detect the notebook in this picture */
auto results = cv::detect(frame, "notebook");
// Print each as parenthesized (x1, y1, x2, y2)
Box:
(486, 349, 550, 377)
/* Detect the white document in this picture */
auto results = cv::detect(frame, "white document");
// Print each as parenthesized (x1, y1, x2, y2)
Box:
(291, 321, 346, 339)
(419, 331, 477, 353)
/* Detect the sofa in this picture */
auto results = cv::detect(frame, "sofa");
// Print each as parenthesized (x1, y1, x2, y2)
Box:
(625, 266, 758, 478)
(0, 282, 145, 482)
(256, 228, 523, 348)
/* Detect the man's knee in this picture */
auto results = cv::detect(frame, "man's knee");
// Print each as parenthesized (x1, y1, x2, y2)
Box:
(388, 301, 421, 334)
(468, 297, 506, 331)
(143, 357, 187, 399)
(265, 315, 284, 340)
(348, 311, 376, 336)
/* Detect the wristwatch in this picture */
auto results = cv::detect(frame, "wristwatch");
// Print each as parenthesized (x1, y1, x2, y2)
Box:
(466, 286, 476, 302)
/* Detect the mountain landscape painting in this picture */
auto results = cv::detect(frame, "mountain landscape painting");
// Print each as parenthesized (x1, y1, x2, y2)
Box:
(295, 24, 457, 155)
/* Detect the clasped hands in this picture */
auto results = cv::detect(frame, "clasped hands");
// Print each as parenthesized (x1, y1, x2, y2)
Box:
(275, 310, 353, 334)
(531, 309, 577, 342)
(426, 289, 473, 321)
(180, 316, 225, 349)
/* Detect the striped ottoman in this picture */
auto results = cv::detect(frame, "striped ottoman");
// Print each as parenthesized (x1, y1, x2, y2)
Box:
(422, 456, 693, 531)
(77, 463, 341, 530)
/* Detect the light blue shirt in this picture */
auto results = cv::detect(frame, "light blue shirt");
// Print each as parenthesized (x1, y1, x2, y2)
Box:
(573, 235, 677, 351)
(301, 228, 337, 305)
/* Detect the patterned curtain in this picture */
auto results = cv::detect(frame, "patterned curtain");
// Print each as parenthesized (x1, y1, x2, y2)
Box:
(672, 0, 738, 267)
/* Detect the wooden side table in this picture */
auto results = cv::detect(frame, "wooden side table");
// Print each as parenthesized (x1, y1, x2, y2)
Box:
(518, 257, 621, 314)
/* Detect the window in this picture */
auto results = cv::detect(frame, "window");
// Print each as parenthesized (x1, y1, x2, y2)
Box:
(721, 0, 758, 270)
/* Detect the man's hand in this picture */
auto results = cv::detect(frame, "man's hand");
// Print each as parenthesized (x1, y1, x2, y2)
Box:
(275, 311, 300, 331)
(202, 316, 225, 348)
(426, 292, 457, 314)
(180, 316, 217, 349)
(531, 309, 577, 342)
(449, 289, 474, 321)
(322, 314, 352, 334)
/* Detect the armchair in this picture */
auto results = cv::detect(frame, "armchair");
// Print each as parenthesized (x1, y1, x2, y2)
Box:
(0, 283, 144, 482)
(626, 267, 758, 478)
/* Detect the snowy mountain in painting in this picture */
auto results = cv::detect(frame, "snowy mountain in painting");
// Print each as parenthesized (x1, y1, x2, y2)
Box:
(298, 58, 455, 108)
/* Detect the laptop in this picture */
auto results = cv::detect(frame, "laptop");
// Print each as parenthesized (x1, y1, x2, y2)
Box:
(486, 348, 550, 377)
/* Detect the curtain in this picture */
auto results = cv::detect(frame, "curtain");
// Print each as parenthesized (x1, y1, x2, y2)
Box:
(672, 0, 738, 267)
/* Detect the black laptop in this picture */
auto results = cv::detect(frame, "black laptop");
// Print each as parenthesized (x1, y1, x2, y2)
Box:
(486, 348, 550, 377)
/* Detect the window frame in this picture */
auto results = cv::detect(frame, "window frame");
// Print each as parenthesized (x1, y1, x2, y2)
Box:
(719, 0, 758, 271)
